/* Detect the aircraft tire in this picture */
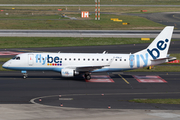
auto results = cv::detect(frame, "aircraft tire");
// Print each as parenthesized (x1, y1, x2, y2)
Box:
(85, 74, 91, 80)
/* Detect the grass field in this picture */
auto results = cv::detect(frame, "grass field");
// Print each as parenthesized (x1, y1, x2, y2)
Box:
(0, 0, 180, 5)
(1, 6, 180, 14)
(0, 14, 164, 30)
(1, 5, 180, 30)
(0, 37, 154, 48)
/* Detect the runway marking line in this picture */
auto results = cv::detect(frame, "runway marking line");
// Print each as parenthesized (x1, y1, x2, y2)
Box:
(118, 74, 130, 84)
(133, 75, 167, 83)
(85, 75, 114, 83)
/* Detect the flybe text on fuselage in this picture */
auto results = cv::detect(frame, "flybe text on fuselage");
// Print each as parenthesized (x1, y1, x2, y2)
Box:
(35, 54, 62, 66)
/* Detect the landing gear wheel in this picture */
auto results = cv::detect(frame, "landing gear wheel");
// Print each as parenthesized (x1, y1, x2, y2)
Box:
(85, 73, 91, 80)
(23, 73, 28, 79)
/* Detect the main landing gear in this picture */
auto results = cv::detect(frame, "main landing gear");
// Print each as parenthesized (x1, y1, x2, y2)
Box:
(84, 73, 91, 80)
(21, 71, 28, 79)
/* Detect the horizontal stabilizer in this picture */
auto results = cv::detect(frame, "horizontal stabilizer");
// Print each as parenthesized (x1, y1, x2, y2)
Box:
(151, 56, 177, 62)
(151, 58, 168, 61)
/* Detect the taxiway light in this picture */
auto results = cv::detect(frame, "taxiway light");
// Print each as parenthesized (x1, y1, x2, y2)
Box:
(108, 105, 111, 109)
(39, 98, 42, 102)
(60, 103, 63, 107)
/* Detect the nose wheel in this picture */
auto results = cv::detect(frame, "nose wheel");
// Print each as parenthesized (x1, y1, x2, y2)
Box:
(21, 71, 28, 79)
(23, 73, 28, 79)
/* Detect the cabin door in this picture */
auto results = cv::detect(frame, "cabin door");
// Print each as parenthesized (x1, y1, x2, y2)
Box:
(28, 54, 34, 66)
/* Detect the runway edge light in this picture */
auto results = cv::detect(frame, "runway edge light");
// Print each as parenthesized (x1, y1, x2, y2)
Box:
(60, 103, 63, 107)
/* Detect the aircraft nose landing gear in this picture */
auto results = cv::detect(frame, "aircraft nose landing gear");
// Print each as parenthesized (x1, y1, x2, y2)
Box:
(21, 71, 28, 79)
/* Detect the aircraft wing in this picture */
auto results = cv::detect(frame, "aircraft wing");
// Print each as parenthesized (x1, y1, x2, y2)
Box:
(66, 65, 110, 72)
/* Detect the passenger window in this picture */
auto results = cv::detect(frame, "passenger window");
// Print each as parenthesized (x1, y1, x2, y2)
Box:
(106, 59, 108, 61)
(78, 58, 80, 61)
(124, 59, 126, 61)
(102, 59, 103, 61)
(74, 58, 76, 61)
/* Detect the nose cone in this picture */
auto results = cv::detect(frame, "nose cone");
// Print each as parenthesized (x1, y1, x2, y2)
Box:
(2, 62, 9, 69)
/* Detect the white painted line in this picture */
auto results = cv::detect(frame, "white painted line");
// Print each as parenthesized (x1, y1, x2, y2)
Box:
(82, 34, 151, 36)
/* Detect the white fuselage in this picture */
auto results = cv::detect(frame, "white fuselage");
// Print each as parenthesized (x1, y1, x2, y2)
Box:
(2, 52, 166, 73)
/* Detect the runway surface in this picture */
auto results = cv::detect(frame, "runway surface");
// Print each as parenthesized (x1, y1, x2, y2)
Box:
(0, 71, 180, 110)
(0, 29, 179, 38)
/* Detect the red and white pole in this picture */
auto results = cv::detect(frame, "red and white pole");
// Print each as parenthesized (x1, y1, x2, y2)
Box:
(98, 0, 100, 20)
(95, 0, 97, 20)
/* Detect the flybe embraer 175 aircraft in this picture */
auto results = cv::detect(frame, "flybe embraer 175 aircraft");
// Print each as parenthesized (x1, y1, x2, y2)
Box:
(2, 26, 176, 79)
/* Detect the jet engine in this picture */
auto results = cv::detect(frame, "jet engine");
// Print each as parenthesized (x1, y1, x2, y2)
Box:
(61, 69, 79, 77)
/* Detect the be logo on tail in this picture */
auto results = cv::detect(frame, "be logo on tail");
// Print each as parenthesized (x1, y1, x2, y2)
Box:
(147, 39, 169, 60)
(133, 26, 174, 68)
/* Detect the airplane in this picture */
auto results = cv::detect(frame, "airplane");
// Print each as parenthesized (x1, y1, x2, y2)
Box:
(2, 26, 176, 79)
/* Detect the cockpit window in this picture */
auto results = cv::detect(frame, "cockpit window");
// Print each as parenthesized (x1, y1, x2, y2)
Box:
(16, 57, 20, 60)
(12, 56, 16, 60)
(12, 56, 20, 60)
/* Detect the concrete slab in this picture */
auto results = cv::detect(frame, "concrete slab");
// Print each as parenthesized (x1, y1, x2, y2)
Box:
(0, 104, 180, 120)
